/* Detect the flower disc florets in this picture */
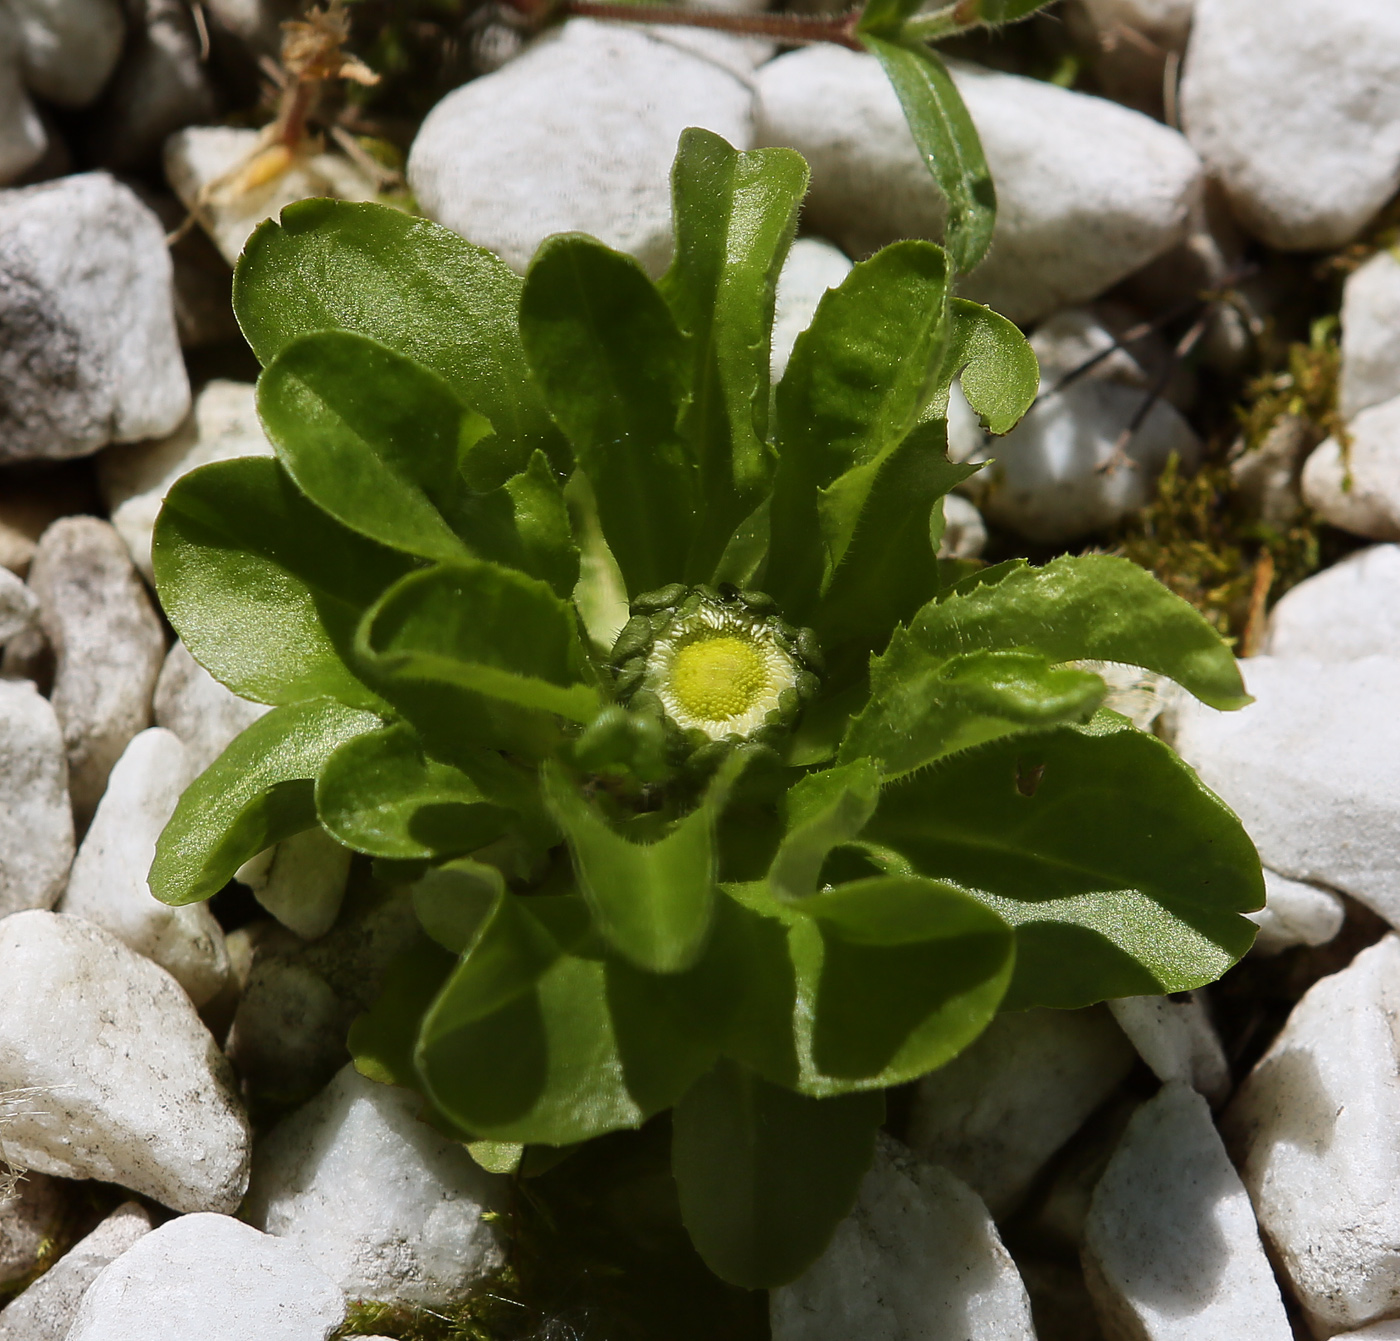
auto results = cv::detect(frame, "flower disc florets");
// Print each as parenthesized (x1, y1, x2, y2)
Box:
(609, 584, 822, 751)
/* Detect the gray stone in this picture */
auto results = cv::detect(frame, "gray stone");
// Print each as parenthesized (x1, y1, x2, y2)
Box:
(0, 567, 37, 645)
(1167, 655, 1400, 930)
(1084, 1081, 1292, 1340)
(152, 639, 268, 776)
(8, 0, 125, 108)
(756, 47, 1203, 324)
(0, 1201, 151, 1341)
(245, 1065, 506, 1305)
(1248, 869, 1346, 958)
(1108, 993, 1231, 1107)
(0, 1173, 71, 1286)
(27, 517, 165, 820)
(907, 1005, 1136, 1219)
(58, 728, 230, 1006)
(771, 237, 852, 382)
(771, 1134, 1036, 1340)
(1337, 1325, 1400, 1340)
(0, 678, 73, 916)
(1225, 934, 1400, 1336)
(0, 172, 188, 462)
(0, 9, 45, 185)
(99, 379, 273, 582)
(1303, 396, 1400, 542)
(1228, 413, 1317, 529)
(65, 1213, 345, 1341)
(1180, 0, 1400, 251)
(1078, 0, 1193, 46)
(938, 492, 987, 562)
(1265, 544, 1400, 660)
(0, 911, 249, 1213)
(236, 827, 351, 942)
(408, 19, 754, 277)
(1340, 251, 1400, 421)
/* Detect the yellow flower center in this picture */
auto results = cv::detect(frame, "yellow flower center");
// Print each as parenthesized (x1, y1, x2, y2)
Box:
(669, 635, 770, 723)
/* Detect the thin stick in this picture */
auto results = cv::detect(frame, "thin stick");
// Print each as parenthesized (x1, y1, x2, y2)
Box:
(1241, 548, 1275, 656)
(507, 0, 865, 48)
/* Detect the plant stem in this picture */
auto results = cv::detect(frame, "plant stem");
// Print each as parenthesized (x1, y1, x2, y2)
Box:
(505, 0, 867, 49)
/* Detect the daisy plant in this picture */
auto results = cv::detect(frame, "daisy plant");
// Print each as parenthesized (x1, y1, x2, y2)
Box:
(149, 128, 1261, 1289)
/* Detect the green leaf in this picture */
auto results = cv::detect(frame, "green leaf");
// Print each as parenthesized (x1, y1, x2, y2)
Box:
(907, 554, 1252, 710)
(350, 932, 459, 1091)
(671, 1059, 884, 1288)
(769, 760, 882, 902)
(315, 720, 520, 860)
(233, 198, 562, 483)
(411, 859, 503, 954)
(542, 753, 747, 974)
(416, 892, 716, 1144)
(658, 128, 809, 576)
(502, 450, 580, 599)
(767, 241, 952, 621)
(356, 559, 598, 760)
(940, 298, 1039, 433)
(862, 38, 996, 276)
(840, 647, 1106, 777)
(520, 234, 697, 597)
(153, 457, 410, 709)
(865, 715, 1263, 1009)
(150, 698, 380, 906)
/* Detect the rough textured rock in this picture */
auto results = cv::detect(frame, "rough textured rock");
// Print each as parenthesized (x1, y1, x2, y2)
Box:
(1225, 934, 1400, 1336)
(0, 1174, 72, 1286)
(1168, 655, 1400, 929)
(245, 1065, 506, 1305)
(1249, 870, 1347, 957)
(65, 1213, 345, 1341)
(1084, 1081, 1292, 1340)
(1340, 251, 1400, 421)
(236, 827, 351, 942)
(756, 47, 1202, 324)
(1265, 545, 1400, 660)
(771, 237, 852, 382)
(8, 0, 125, 108)
(907, 1006, 1136, 1218)
(1108, 993, 1231, 1107)
(1336, 1325, 1400, 1340)
(0, 678, 73, 916)
(165, 125, 378, 268)
(408, 20, 755, 277)
(27, 517, 165, 821)
(1228, 413, 1317, 530)
(1180, 0, 1400, 251)
(957, 309, 1201, 541)
(99, 380, 273, 581)
(153, 639, 268, 776)
(0, 567, 37, 647)
(0, 1201, 151, 1341)
(1303, 397, 1400, 541)
(0, 911, 250, 1213)
(0, 172, 189, 461)
(58, 728, 230, 1006)
(771, 1134, 1036, 1340)
(0, 9, 45, 185)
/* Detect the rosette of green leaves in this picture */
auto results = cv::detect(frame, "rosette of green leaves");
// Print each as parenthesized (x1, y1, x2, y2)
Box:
(148, 129, 1261, 1289)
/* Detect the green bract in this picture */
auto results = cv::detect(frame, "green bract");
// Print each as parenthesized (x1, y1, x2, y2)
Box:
(149, 128, 1262, 1289)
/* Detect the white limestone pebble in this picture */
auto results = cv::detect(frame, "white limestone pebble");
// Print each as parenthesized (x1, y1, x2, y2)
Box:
(26, 517, 166, 821)
(1224, 934, 1400, 1336)
(1109, 993, 1231, 1107)
(1249, 870, 1347, 957)
(770, 237, 853, 382)
(1336, 1325, 1400, 1340)
(164, 125, 379, 268)
(1302, 396, 1400, 542)
(1084, 1080, 1292, 1340)
(408, 19, 754, 277)
(1264, 545, 1400, 661)
(0, 911, 250, 1213)
(0, 679, 73, 917)
(1078, 0, 1193, 46)
(98, 379, 274, 582)
(59, 729, 230, 1006)
(907, 1005, 1136, 1218)
(958, 309, 1201, 542)
(244, 1064, 506, 1305)
(65, 1213, 345, 1341)
(0, 1201, 152, 1341)
(0, 172, 189, 462)
(8, 0, 125, 108)
(1167, 655, 1400, 931)
(771, 1134, 1035, 1340)
(1339, 251, 1400, 421)
(235, 827, 351, 942)
(1180, 0, 1400, 251)
(756, 46, 1203, 325)
(0, 567, 37, 645)
(938, 492, 987, 562)
(153, 639, 268, 777)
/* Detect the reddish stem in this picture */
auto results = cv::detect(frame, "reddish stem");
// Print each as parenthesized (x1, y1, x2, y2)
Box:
(511, 0, 866, 49)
